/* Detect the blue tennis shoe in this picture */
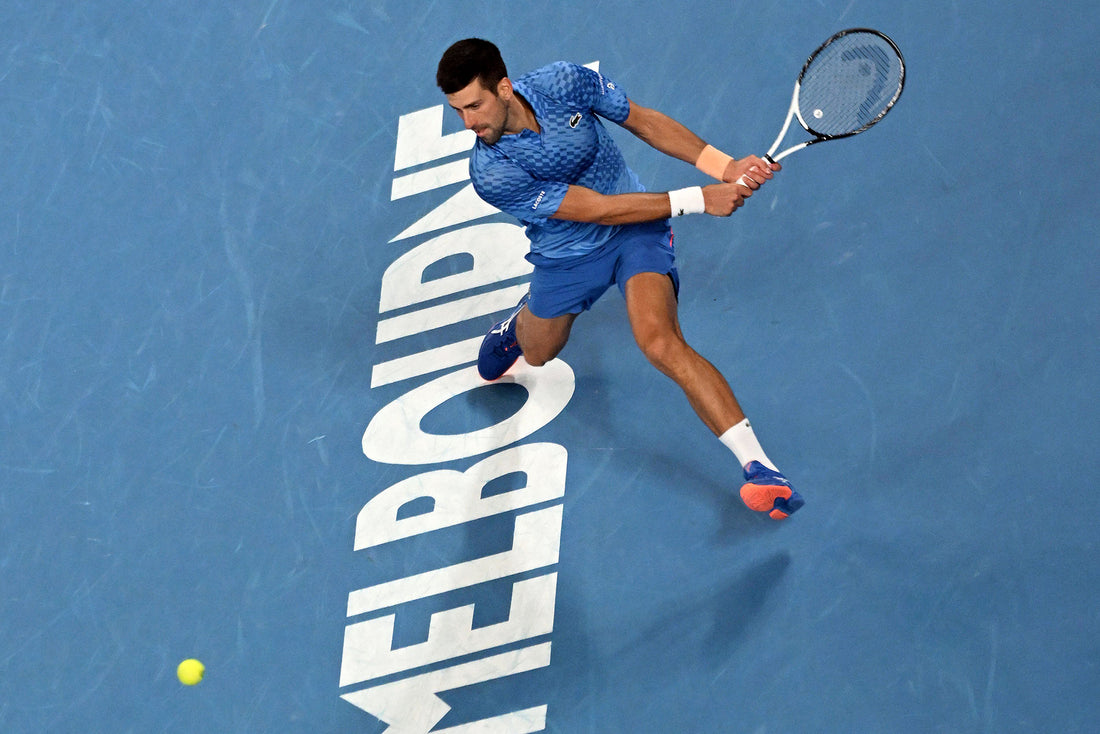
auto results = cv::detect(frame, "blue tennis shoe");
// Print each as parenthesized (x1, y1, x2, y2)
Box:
(477, 294, 529, 381)
(739, 461, 805, 520)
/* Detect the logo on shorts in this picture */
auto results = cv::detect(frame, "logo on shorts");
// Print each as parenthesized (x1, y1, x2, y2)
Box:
(569, 113, 582, 128)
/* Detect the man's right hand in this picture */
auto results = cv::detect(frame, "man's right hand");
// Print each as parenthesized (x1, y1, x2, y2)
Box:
(702, 182, 753, 217)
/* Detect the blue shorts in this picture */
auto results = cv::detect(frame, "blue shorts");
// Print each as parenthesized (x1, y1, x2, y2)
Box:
(524, 220, 679, 319)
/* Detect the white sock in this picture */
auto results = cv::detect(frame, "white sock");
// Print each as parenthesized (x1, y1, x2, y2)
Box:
(719, 418, 778, 472)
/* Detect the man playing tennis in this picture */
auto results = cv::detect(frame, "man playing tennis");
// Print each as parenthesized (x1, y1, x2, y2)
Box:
(436, 38, 803, 520)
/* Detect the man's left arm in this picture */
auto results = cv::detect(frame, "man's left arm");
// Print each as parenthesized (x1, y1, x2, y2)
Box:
(620, 100, 778, 186)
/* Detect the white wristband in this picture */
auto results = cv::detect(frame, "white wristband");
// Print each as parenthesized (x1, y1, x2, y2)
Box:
(668, 186, 705, 217)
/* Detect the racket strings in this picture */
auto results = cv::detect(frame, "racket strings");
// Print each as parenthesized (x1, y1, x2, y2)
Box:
(797, 32, 904, 137)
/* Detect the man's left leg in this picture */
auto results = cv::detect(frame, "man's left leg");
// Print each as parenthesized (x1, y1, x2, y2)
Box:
(623, 272, 804, 519)
(623, 272, 745, 433)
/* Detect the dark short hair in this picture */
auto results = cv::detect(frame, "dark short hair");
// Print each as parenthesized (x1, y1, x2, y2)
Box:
(436, 38, 508, 94)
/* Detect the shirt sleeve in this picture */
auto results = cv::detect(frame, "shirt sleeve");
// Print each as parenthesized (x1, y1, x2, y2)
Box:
(545, 61, 631, 124)
(471, 153, 571, 222)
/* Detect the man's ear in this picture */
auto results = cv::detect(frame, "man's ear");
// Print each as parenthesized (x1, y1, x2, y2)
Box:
(497, 77, 513, 101)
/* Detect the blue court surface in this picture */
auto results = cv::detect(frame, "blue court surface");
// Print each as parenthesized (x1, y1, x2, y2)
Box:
(2, 1, 1097, 732)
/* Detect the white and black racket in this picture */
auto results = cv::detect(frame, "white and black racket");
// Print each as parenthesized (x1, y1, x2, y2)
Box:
(741, 28, 905, 183)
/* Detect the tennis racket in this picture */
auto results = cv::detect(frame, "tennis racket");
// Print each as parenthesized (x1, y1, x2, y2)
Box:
(739, 28, 905, 185)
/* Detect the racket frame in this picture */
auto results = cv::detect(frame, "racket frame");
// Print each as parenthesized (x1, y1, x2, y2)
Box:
(764, 28, 905, 164)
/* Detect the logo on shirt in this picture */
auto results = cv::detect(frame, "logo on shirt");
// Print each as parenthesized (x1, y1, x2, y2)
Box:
(569, 113, 582, 128)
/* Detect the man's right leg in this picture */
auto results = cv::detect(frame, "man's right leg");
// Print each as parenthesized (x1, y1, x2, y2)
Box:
(516, 307, 576, 367)
(479, 245, 607, 381)
(477, 296, 578, 380)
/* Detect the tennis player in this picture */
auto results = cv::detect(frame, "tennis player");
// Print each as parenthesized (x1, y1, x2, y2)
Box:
(436, 39, 803, 520)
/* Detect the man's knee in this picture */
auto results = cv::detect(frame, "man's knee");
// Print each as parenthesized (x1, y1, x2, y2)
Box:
(517, 310, 572, 367)
(637, 330, 689, 374)
(522, 345, 551, 367)
(521, 341, 562, 367)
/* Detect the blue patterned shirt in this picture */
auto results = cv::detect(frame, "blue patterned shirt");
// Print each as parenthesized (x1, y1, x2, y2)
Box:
(469, 62, 644, 258)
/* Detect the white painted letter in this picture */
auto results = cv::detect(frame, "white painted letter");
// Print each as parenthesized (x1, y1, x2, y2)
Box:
(362, 361, 575, 465)
(376, 283, 529, 344)
(394, 105, 475, 171)
(349, 505, 563, 616)
(339, 573, 557, 687)
(355, 443, 567, 549)
(341, 643, 552, 732)
(379, 223, 532, 313)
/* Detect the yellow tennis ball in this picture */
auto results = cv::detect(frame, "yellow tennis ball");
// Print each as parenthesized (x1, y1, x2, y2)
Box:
(177, 658, 205, 686)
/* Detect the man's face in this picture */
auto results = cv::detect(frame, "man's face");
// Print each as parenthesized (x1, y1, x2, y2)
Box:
(446, 77, 510, 145)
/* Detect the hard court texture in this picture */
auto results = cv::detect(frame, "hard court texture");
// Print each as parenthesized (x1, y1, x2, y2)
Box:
(1, 1, 1097, 732)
